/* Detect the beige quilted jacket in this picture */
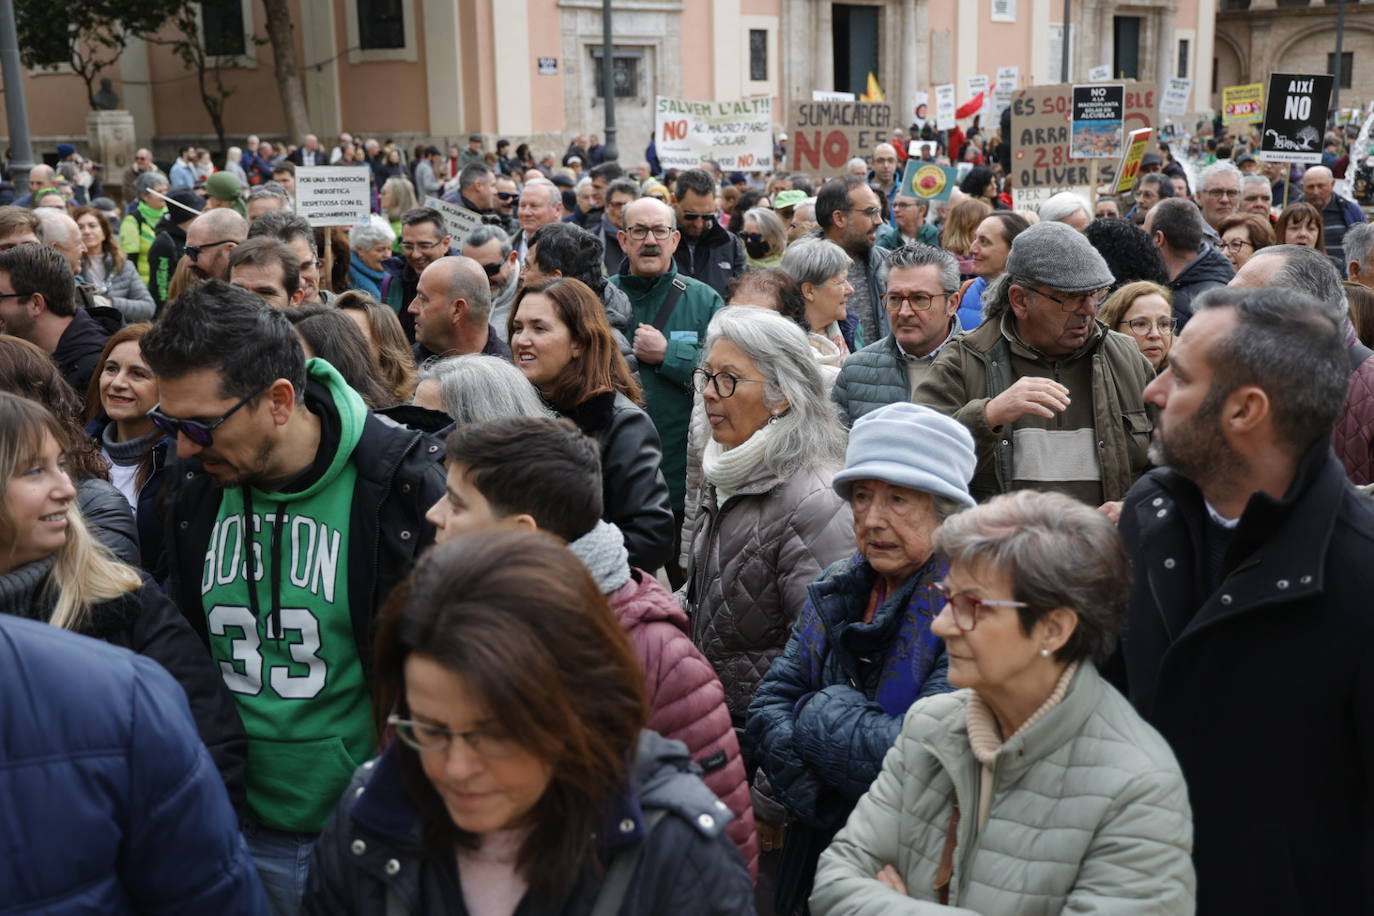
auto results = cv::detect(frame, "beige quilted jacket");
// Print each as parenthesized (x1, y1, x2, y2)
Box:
(810, 663, 1196, 915)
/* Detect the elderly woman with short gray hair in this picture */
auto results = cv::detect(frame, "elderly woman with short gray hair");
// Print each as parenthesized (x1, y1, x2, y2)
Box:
(811, 489, 1195, 915)
(411, 353, 552, 429)
(348, 215, 395, 298)
(684, 306, 854, 734)
(781, 238, 858, 371)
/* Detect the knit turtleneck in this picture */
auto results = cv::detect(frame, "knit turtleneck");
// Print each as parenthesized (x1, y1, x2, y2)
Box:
(101, 423, 161, 467)
(0, 557, 54, 619)
(566, 519, 632, 594)
(702, 418, 778, 502)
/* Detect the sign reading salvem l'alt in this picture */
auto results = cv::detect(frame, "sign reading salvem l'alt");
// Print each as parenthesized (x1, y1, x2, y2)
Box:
(654, 96, 774, 171)
(1261, 73, 1333, 164)
(295, 166, 371, 227)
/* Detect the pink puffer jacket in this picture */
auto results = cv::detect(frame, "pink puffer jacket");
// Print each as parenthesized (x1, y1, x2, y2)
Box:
(609, 568, 759, 879)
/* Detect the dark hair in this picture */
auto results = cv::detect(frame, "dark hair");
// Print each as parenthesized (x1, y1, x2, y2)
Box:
(605, 178, 639, 202)
(1276, 201, 1327, 253)
(509, 277, 640, 407)
(229, 237, 301, 299)
(400, 206, 447, 236)
(0, 336, 107, 480)
(959, 165, 997, 198)
(1197, 286, 1350, 455)
(1085, 218, 1169, 287)
(588, 161, 624, 183)
(981, 211, 1030, 248)
(444, 417, 603, 539)
(271, 160, 296, 177)
(527, 222, 605, 292)
(371, 531, 647, 900)
(673, 168, 716, 202)
(1136, 172, 1175, 201)
(815, 175, 869, 229)
(81, 323, 161, 488)
(458, 163, 492, 191)
(1216, 212, 1276, 253)
(787, 173, 816, 197)
(726, 268, 807, 330)
(248, 209, 317, 256)
(142, 280, 306, 402)
(1344, 282, 1374, 349)
(1149, 198, 1204, 254)
(728, 189, 767, 240)
(0, 242, 75, 317)
(281, 304, 394, 408)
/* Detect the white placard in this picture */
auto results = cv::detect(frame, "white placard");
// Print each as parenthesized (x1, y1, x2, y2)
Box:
(654, 96, 774, 171)
(1161, 77, 1192, 117)
(991, 0, 1016, 22)
(966, 74, 991, 121)
(294, 167, 371, 227)
(935, 84, 956, 130)
(424, 197, 483, 246)
(994, 66, 1020, 115)
(812, 90, 856, 102)
(1089, 65, 1112, 82)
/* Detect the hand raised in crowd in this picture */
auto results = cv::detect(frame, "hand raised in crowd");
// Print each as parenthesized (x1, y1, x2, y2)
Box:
(984, 376, 1071, 428)
(633, 322, 668, 365)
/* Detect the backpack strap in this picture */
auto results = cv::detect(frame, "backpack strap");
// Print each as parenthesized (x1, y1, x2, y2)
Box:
(952, 277, 976, 312)
(652, 277, 688, 331)
(589, 808, 669, 916)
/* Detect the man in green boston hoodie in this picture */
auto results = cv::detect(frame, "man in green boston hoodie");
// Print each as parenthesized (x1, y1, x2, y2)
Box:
(610, 197, 723, 584)
(142, 282, 446, 916)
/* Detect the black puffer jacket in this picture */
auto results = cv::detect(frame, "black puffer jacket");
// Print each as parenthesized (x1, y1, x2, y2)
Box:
(1168, 245, 1234, 328)
(78, 476, 140, 567)
(304, 731, 754, 915)
(562, 391, 675, 573)
(673, 221, 746, 301)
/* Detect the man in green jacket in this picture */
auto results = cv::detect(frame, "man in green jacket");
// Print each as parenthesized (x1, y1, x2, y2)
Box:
(610, 197, 723, 582)
(914, 221, 1154, 505)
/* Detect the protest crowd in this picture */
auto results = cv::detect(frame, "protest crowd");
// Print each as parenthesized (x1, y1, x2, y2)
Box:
(5, 90, 1374, 916)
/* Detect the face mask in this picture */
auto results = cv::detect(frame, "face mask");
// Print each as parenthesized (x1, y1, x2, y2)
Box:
(745, 239, 771, 259)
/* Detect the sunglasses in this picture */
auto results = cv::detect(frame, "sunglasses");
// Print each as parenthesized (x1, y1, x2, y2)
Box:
(148, 384, 268, 447)
(478, 261, 504, 278)
(496, 192, 519, 202)
(680, 211, 716, 223)
(741, 233, 765, 244)
(185, 239, 236, 262)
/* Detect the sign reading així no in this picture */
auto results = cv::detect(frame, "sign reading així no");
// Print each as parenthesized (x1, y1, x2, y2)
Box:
(1260, 73, 1334, 164)
(788, 101, 894, 175)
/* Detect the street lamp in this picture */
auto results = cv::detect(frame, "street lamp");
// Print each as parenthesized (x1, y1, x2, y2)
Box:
(601, 0, 619, 164)
(0, 0, 35, 189)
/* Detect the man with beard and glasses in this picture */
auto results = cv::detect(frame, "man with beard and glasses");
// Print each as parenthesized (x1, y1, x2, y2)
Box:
(814, 175, 891, 352)
(184, 209, 248, 281)
(1108, 285, 1374, 916)
(915, 220, 1154, 506)
(141, 282, 445, 916)
(671, 168, 745, 301)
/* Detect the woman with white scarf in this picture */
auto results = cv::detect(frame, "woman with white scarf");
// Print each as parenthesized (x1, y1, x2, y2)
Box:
(683, 307, 853, 738)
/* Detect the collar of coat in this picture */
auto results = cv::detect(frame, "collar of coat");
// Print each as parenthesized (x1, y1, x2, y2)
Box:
(808, 552, 947, 654)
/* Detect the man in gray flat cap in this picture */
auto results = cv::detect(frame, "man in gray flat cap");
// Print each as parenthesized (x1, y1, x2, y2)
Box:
(915, 220, 1155, 506)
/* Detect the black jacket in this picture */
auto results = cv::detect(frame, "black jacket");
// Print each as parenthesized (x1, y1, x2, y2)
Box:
(53, 308, 112, 397)
(146, 218, 190, 311)
(1110, 443, 1374, 915)
(1167, 245, 1234, 327)
(673, 221, 745, 301)
(563, 391, 676, 573)
(78, 476, 141, 568)
(162, 382, 447, 678)
(304, 731, 754, 915)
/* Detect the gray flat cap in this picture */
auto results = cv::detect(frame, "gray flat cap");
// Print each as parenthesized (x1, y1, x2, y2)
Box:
(1007, 220, 1115, 293)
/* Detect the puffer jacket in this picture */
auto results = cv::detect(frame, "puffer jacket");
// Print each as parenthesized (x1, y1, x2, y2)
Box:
(0, 614, 266, 914)
(611, 567, 758, 877)
(1167, 245, 1234, 327)
(686, 463, 854, 726)
(304, 731, 755, 915)
(810, 664, 1196, 915)
(85, 253, 156, 322)
(1333, 331, 1374, 485)
(78, 475, 140, 567)
(673, 219, 746, 301)
(830, 319, 963, 427)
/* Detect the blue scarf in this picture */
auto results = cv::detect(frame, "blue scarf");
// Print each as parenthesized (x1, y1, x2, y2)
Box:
(348, 252, 385, 298)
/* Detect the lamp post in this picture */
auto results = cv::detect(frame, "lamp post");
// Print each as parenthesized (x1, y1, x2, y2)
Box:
(1061, 0, 1071, 82)
(0, 0, 35, 190)
(601, 0, 619, 164)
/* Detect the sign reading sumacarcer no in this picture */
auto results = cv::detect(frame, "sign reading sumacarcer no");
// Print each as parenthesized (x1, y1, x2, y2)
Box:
(654, 96, 774, 171)
(295, 166, 371, 227)
(788, 101, 894, 174)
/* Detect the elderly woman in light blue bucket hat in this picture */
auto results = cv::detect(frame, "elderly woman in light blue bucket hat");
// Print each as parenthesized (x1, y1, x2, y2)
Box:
(744, 401, 977, 915)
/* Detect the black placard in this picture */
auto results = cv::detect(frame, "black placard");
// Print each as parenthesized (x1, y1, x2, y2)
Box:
(1260, 73, 1333, 164)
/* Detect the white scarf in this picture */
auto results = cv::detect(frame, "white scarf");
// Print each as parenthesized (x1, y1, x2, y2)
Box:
(702, 418, 778, 500)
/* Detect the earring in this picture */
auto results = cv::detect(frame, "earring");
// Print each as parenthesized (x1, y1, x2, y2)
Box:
(1039, 648, 1051, 658)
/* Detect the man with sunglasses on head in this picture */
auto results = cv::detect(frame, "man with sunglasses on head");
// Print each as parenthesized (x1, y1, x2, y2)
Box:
(379, 206, 456, 342)
(184, 208, 248, 282)
(141, 281, 446, 916)
(915, 221, 1154, 507)
(672, 168, 745, 301)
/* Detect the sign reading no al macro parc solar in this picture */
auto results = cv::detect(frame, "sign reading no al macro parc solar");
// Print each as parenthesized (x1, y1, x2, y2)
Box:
(788, 101, 894, 175)
(654, 96, 775, 171)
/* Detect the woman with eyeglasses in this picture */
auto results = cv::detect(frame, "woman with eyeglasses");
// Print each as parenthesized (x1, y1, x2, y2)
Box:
(1216, 213, 1275, 272)
(0, 391, 247, 807)
(1098, 281, 1176, 372)
(508, 277, 675, 575)
(810, 490, 1195, 915)
(305, 530, 755, 915)
(747, 402, 968, 915)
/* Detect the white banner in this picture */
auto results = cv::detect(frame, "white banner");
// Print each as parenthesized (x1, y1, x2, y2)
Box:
(935, 84, 956, 130)
(424, 197, 483, 247)
(994, 66, 1020, 115)
(654, 96, 774, 171)
(1088, 64, 1112, 82)
(294, 166, 370, 227)
(966, 74, 992, 121)
(1160, 77, 1192, 117)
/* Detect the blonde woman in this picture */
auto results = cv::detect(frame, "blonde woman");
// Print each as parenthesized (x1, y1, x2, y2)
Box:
(0, 392, 246, 807)
(941, 197, 992, 278)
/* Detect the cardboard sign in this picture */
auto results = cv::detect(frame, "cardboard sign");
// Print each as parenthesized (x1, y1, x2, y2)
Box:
(935, 84, 956, 130)
(1160, 78, 1191, 117)
(787, 101, 893, 174)
(912, 90, 930, 127)
(1010, 82, 1158, 208)
(1071, 84, 1125, 159)
(654, 96, 773, 171)
(966, 75, 991, 121)
(899, 160, 959, 203)
(294, 166, 371, 227)
(1222, 83, 1264, 124)
(1261, 74, 1333, 164)
(1112, 127, 1154, 194)
(424, 197, 483, 246)
(994, 67, 1020, 115)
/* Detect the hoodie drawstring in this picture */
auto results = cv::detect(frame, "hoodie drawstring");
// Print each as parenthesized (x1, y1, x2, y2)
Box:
(240, 486, 288, 644)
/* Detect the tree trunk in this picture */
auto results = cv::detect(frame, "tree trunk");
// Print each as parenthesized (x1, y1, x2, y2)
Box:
(260, 0, 311, 141)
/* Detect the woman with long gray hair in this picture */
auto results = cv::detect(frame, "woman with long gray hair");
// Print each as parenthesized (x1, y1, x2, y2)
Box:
(684, 306, 853, 734)
(411, 353, 553, 426)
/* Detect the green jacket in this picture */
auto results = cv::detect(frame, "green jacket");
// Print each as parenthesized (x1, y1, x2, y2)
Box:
(912, 314, 1154, 504)
(610, 265, 723, 510)
(810, 663, 1195, 915)
(876, 223, 939, 251)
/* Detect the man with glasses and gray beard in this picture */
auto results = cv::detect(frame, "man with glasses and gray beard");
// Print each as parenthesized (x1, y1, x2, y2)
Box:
(915, 221, 1154, 506)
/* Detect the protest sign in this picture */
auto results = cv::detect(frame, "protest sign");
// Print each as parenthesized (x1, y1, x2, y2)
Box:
(1160, 78, 1191, 117)
(812, 90, 855, 102)
(1088, 65, 1112, 82)
(1112, 127, 1153, 195)
(1071, 84, 1124, 159)
(788, 100, 893, 174)
(912, 91, 930, 127)
(1010, 81, 1158, 209)
(994, 66, 1020, 115)
(900, 160, 959, 203)
(1222, 83, 1264, 124)
(935, 84, 956, 130)
(294, 166, 370, 227)
(424, 197, 483, 246)
(654, 96, 773, 171)
(966, 75, 991, 120)
(1260, 74, 1333, 164)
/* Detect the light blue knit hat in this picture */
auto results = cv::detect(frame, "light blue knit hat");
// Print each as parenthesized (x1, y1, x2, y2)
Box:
(832, 402, 976, 508)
